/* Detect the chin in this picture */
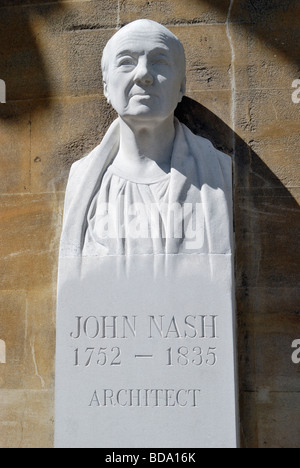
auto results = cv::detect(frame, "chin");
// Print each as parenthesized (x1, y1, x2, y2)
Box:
(122, 105, 170, 121)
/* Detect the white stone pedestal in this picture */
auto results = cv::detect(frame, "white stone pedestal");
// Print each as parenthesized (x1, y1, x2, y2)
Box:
(55, 254, 238, 448)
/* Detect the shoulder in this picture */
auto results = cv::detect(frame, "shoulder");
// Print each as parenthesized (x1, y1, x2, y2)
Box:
(67, 119, 121, 184)
(68, 152, 93, 178)
(178, 121, 232, 191)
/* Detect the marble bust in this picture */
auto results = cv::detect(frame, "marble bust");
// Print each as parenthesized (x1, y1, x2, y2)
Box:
(59, 19, 232, 257)
(55, 20, 237, 448)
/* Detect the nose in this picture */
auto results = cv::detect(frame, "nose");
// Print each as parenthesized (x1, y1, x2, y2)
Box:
(133, 58, 154, 86)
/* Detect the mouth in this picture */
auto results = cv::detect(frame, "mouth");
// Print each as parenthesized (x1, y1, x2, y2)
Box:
(129, 89, 157, 98)
(131, 93, 153, 98)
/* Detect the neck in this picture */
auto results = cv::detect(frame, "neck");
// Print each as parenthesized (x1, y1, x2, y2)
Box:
(113, 115, 176, 177)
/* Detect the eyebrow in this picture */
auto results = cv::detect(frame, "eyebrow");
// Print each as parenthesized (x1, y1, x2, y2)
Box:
(148, 47, 170, 56)
(116, 50, 136, 59)
(115, 47, 170, 59)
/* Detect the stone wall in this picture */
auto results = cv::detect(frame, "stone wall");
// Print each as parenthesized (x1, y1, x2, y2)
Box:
(0, 0, 299, 448)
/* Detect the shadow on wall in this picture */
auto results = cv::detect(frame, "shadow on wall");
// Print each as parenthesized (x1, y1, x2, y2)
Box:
(176, 96, 300, 448)
(201, 0, 300, 68)
(0, 0, 65, 117)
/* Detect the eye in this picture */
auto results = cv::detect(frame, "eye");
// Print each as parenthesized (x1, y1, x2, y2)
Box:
(151, 57, 170, 66)
(117, 57, 136, 67)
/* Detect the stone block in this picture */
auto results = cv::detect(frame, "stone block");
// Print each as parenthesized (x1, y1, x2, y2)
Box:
(59, 28, 114, 97)
(256, 392, 300, 448)
(187, 90, 232, 127)
(232, 93, 300, 192)
(0, 289, 55, 391)
(235, 188, 300, 289)
(30, 96, 117, 193)
(171, 25, 232, 92)
(0, 252, 56, 292)
(0, 102, 31, 194)
(237, 286, 300, 390)
(237, 235, 299, 289)
(0, 291, 27, 389)
(232, 389, 300, 448)
(0, 389, 54, 448)
(0, 0, 89, 6)
(0, 7, 53, 101)
(0, 194, 61, 290)
(254, 331, 299, 392)
(235, 0, 300, 67)
(231, 23, 300, 92)
(235, 187, 300, 235)
(239, 391, 258, 448)
(119, 0, 228, 25)
(22, 288, 56, 390)
(45, 0, 119, 32)
(236, 289, 257, 392)
(235, 90, 300, 188)
(0, 194, 61, 258)
(0, 3, 117, 101)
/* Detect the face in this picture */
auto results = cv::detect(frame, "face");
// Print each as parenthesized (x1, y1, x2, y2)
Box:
(103, 24, 186, 124)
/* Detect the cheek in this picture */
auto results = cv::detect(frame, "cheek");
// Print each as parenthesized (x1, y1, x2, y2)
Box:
(109, 75, 132, 98)
(156, 75, 172, 89)
(157, 74, 181, 89)
(157, 77, 182, 103)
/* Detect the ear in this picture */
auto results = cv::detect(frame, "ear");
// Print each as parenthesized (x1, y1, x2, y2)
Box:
(178, 76, 186, 103)
(103, 81, 111, 104)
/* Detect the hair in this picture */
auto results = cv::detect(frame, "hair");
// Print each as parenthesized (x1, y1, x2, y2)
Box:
(101, 19, 186, 86)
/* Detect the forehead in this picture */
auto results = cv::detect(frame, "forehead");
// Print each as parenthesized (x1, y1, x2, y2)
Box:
(110, 29, 177, 58)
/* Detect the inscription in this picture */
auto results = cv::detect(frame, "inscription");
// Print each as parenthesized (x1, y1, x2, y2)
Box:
(74, 347, 121, 367)
(73, 345, 217, 367)
(70, 315, 220, 370)
(69, 314, 219, 410)
(89, 388, 201, 407)
(149, 315, 218, 339)
(135, 354, 153, 359)
(71, 315, 137, 339)
(166, 346, 217, 367)
(70, 314, 219, 340)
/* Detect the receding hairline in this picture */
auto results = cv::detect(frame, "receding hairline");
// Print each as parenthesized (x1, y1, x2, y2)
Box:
(101, 20, 186, 82)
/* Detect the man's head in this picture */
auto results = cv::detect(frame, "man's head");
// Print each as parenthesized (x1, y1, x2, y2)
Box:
(101, 19, 186, 124)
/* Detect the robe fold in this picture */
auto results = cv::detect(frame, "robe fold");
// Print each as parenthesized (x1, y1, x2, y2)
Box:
(59, 118, 232, 258)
